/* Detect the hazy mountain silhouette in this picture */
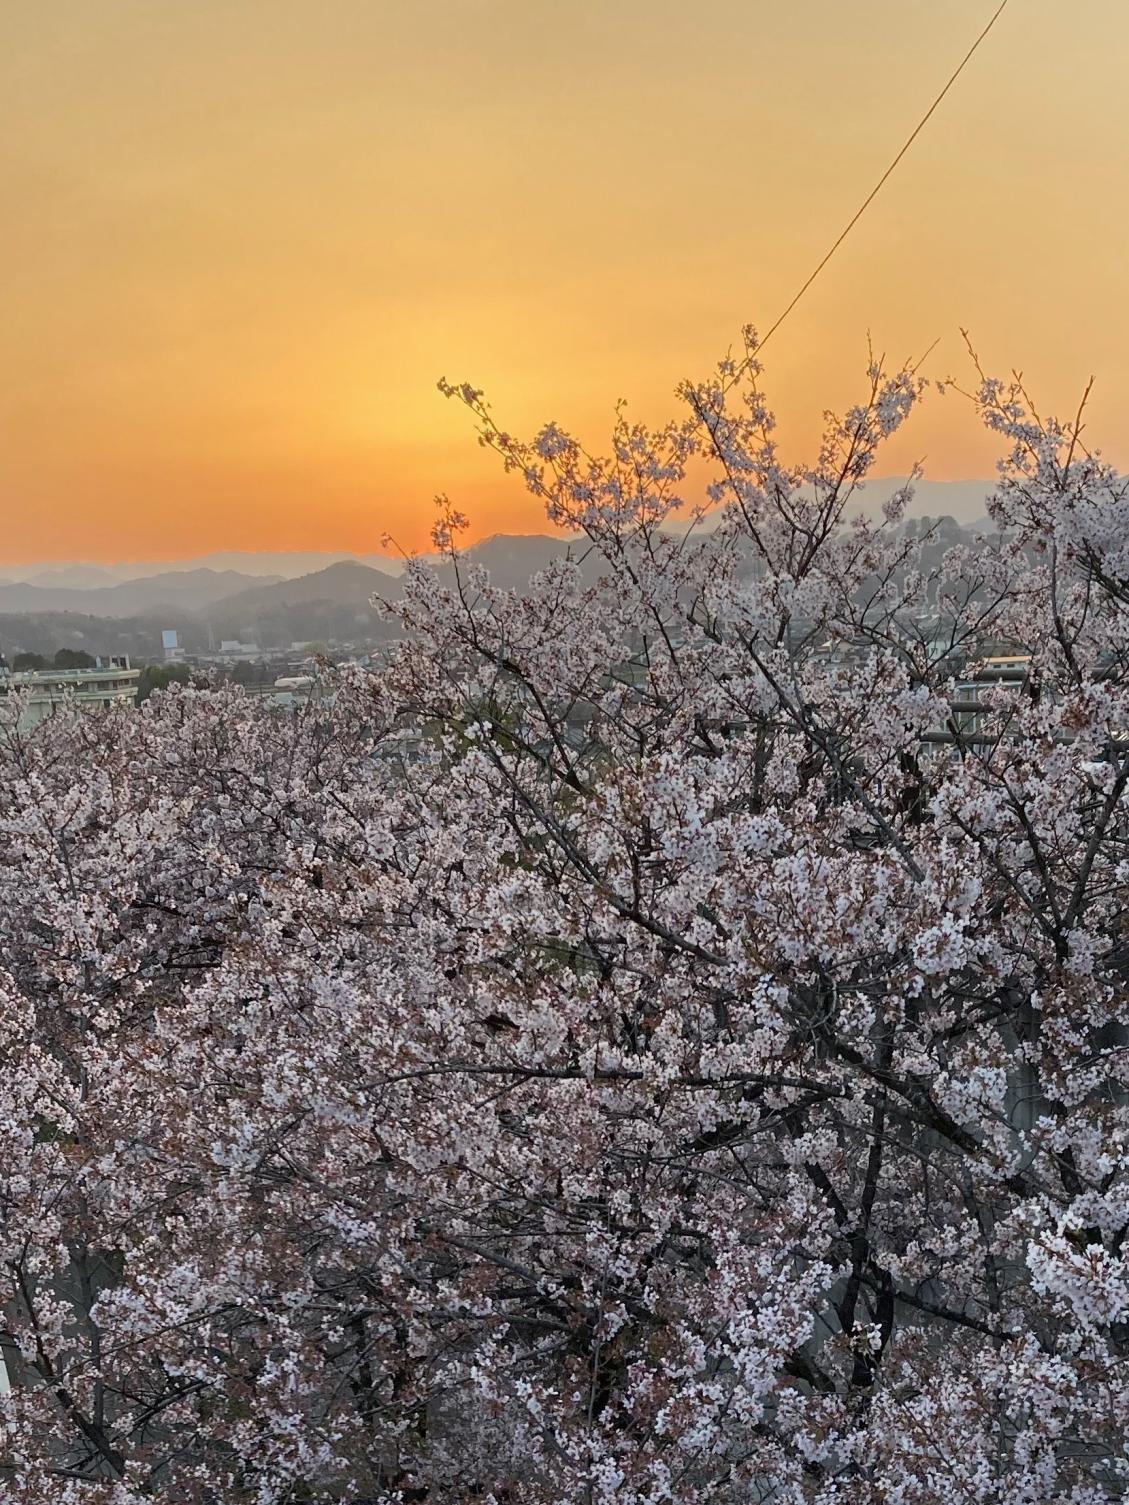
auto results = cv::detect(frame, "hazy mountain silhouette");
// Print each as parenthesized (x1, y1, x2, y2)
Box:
(24, 564, 122, 590)
(457, 533, 587, 587)
(211, 560, 395, 615)
(0, 508, 997, 661)
(203, 561, 399, 649)
(852, 477, 994, 524)
(1, 552, 401, 586)
(0, 569, 283, 617)
(0, 477, 997, 589)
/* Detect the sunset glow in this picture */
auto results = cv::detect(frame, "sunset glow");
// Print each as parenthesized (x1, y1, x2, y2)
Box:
(4, 0, 1128, 564)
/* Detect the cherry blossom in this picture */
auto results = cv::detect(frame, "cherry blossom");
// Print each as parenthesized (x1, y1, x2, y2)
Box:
(0, 335, 1126, 1501)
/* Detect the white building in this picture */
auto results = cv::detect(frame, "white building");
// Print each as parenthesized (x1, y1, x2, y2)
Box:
(268, 674, 326, 709)
(2, 658, 140, 728)
(162, 628, 185, 662)
(950, 654, 1033, 739)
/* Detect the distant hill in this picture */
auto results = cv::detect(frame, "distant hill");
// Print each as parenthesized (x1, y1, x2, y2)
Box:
(1, 551, 403, 585)
(854, 478, 994, 525)
(24, 564, 121, 590)
(0, 481, 997, 586)
(212, 560, 395, 615)
(204, 561, 399, 649)
(0, 514, 998, 662)
(0, 568, 283, 618)
(455, 533, 598, 590)
(198, 545, 606, 648)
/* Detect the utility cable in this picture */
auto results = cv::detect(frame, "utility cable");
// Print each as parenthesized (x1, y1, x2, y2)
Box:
(757, 0, 1012, 352)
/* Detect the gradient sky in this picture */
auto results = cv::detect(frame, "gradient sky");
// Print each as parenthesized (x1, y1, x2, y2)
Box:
(3, 0, 1128, 565)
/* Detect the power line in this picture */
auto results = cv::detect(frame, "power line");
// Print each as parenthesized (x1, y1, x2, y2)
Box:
(757, 0, 1012, 352)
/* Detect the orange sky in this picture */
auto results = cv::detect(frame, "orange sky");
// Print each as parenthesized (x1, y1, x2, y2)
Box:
(3, 0, 1128, 565)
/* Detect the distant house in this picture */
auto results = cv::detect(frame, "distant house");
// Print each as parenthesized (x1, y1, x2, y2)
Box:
(949, 653, 1033, 740)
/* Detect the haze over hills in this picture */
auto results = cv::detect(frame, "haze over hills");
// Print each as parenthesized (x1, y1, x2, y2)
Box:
(0, 569, 284, 618)
(855, 477, 995, 528)
(18, 565, 123, 590)
(202, 542, 605, 648)
(0, 551, 402, 587)
(0, 537, 603, 659)
(213, 560, 396, 616)
(0, 501, 1000, 664)
(206, 562, 399, 649)
(0, 478, 1000, 591)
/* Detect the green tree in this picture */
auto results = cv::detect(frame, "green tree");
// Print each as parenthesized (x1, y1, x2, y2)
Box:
(137, 664, 193, 703)
(53, 648, 95, 669)
(12, 651, 48, 670)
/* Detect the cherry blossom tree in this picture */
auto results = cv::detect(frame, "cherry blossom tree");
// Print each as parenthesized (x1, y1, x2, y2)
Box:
(0, 329, 1126, 1502)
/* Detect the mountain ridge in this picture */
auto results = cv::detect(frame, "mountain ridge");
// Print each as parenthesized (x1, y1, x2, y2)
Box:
(0, 568, 285, 618)
(0, 477, 999, 585)
(0, 510, 996, 660)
